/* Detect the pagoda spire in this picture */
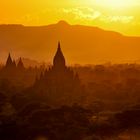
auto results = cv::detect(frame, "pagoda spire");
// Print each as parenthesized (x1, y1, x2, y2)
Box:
(17, 57, 24, 69)
(6, 53, 13, 67)
(53, 42, 66, 69)
(58, 41, 61, 50)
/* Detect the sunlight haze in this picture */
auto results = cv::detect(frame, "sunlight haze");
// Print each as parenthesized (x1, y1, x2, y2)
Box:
(0, 0, 140, 35)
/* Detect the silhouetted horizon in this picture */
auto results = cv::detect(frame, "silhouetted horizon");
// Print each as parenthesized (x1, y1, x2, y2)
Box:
(0, 21, 140, 64)
(1, 0, 140, 139)
(1, 42, 140, 140)
(1, 20, 140, 37)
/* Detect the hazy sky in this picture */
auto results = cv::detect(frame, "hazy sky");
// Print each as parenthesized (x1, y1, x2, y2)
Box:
(0, 0, 140, 36)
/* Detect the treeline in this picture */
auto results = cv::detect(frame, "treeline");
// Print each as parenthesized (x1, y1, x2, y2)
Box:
(0, 63, 140, 139)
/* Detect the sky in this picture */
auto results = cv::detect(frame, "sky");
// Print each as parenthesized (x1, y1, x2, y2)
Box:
(0, 0, 140, 36)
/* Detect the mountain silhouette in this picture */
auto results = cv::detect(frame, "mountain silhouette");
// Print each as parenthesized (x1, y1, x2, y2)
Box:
(0, 21, 140, 64)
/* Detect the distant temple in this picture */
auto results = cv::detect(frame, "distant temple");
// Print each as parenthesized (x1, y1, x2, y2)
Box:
(34, 42, 84, 106)
(4, 53, 25, 71)
(0, 43, 85, 105)
(0, 53, 27, 87)
(5, 53, 16, 69)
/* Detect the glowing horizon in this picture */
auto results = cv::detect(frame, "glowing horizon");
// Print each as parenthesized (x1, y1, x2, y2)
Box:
(0, 0, 140, 36)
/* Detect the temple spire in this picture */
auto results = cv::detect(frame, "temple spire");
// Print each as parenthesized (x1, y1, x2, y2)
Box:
(53, 42, 66, 69)
(6, 53, 13, 67)
(58, 41, 61, 50)
(17, 57, 24, 69)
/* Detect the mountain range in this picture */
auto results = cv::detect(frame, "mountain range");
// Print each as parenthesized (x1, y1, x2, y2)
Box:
(0, 20, 140, 64)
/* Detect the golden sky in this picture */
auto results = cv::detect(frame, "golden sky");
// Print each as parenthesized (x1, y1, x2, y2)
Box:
(0, 0, 140, 36)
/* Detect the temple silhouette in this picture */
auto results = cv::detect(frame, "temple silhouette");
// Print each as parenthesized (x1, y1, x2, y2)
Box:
(34, 42, 84, 106)
(5, 53, 25, 71)
(0, 53, 30, 87)
(0, 42, 84, 106)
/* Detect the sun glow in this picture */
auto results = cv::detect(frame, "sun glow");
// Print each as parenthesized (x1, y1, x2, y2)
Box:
(93, 0, 135, 9)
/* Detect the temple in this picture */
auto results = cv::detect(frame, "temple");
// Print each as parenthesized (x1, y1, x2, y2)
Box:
(4, 53, 25, 71)
(0, 53, 26, 86)
(34, 42, 84, 106)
